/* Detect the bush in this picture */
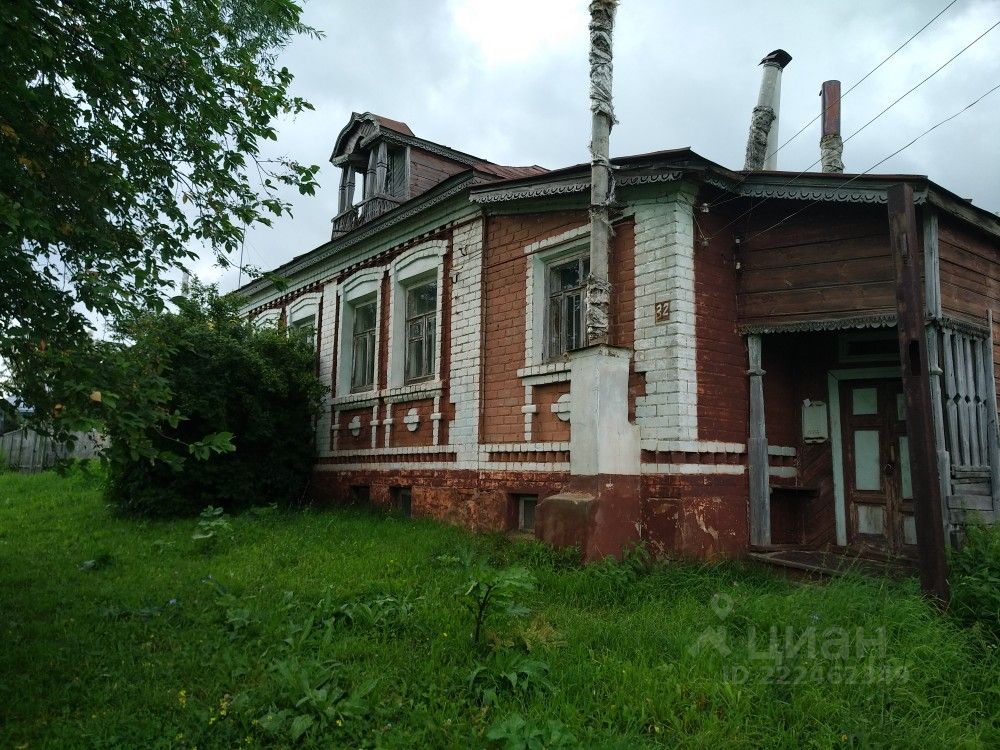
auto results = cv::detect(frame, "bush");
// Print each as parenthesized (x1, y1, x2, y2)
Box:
(949, 522, 1000, 639)
(105, 286, 325, 517)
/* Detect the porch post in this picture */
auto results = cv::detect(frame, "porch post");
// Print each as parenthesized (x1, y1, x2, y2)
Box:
(985, 311, 1000, 517)
(748, 334, 770, 546)
(926, 328, 953, 536)
(922, 209, 951, 534)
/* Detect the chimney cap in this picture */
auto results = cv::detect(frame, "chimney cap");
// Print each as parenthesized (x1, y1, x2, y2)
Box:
(759, 49, 792, 69)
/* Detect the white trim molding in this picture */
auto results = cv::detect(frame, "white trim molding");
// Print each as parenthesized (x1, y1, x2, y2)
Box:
(524, 228, 590, 368)
(336, 266, 384, 397)
(387, 240, 447, 388)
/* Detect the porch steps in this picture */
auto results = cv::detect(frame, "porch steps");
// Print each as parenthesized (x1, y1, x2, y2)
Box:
(747, 546, 916, 580)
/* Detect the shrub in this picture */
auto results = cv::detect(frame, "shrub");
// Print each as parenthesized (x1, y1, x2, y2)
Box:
(949, 522, 1000, 639)
(105, 285, 325, 517)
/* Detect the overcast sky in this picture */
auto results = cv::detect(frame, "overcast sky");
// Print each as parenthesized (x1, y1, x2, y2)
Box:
(200, 0, 1000, 292)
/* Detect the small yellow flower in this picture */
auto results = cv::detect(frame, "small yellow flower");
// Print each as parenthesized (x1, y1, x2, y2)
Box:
(336, 719, 343, 727)
(178, 690, 187, 708)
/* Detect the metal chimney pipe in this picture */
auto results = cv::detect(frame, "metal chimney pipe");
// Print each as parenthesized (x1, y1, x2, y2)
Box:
(744, 49, 792, 171)
(820, 80, 844, 173)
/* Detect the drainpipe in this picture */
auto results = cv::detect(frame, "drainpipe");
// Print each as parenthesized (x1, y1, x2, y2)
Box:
(744, 49, 792, 171)
(820, 80, 845, 173)
(586, 0, 617, 345)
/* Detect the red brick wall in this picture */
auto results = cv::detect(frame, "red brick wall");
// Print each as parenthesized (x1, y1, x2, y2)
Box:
(389, 398, 436, 447)
(643, 474, 748, 557)
(308, 468, 573, 533)
(337, 407, 373, 451)
(695, 208, 747, 444)
(532, 382, 571, 442)
(482, 212, 588, 443)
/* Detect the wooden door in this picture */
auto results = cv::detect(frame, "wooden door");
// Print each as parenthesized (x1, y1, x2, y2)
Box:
(840, 379, 917, 555)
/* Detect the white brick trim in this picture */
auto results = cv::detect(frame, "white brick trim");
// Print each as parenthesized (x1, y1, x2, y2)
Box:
(632, 188, 699, 444)
(448, 219, 484, 465)
(641, 463, 746, 475)
(335, 266, 385, 398)
(387, 240, 447, 388)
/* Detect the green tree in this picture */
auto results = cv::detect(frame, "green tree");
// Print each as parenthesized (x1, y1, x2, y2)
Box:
(106, 284, 325, 516)
(0, 0, 319, 443)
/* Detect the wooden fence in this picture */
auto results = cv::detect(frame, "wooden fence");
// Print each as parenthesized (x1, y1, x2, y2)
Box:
(0, 429, 104, 472)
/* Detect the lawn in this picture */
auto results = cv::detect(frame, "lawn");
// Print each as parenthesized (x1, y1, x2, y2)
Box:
(0, 470, 997, 749)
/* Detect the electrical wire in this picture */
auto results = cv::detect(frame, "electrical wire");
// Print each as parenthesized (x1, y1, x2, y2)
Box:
(741, 80, 1000, 245)
(707, 0, 960, 211)
(705, 15, 999, 241)
(762, 0, 960, 169)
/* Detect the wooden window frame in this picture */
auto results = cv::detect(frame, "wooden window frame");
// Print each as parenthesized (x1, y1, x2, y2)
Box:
(545, 253, 590, 360)
(403, 280, 437, 384)
(350, 299, 377, 393)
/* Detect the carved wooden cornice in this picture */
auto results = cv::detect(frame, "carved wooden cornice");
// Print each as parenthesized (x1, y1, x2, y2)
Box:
(738, 180, 928, 205)
(738, 314, 896, 335)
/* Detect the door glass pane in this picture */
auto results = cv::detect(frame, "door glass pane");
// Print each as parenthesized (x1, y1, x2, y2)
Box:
(896, 393, 907, 422)
(898, 436, 913, 499)
(854, 429, 881, 490)
(852, 387, 878, 416)
(902, 515, 917, 545)
(857, 505, 886, 535)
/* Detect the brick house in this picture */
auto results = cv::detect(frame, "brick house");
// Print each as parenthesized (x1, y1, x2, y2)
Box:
(240, 107, 1000, 563)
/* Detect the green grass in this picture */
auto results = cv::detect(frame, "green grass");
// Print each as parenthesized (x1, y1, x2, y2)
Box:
(0, 470, 997, 749)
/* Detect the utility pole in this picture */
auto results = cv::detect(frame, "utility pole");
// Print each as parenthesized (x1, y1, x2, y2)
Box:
(887, 182, 949, 604)
(586, 0, 617, 345)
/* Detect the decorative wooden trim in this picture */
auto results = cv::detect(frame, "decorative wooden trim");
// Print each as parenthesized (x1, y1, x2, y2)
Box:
(738, 178, 928, 205)
(615, 171, 683, 186)
(938, 315, 990, 338)
(471, 180, 590, 204)
(738, 314, 895, 335)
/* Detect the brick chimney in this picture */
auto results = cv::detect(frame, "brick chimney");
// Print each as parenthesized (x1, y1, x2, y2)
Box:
(820, 80, 844, 173)
(744, 49, 792, 171)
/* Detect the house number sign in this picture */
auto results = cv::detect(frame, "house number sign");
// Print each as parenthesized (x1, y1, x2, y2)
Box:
(654, 300, 670, 323)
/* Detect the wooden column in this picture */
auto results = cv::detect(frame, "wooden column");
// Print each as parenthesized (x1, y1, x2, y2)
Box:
(888, 182, 949, 603)
(922, 210, 951, 533)
(985, 311, 1000, 515)
(375, 142, 388, 195)
(364, 149, 377, 199)
(748, 334, 770, 546)
(926, 328, 952, 535)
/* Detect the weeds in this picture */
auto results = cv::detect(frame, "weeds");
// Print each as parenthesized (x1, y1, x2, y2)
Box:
(1, 471, 997, 749)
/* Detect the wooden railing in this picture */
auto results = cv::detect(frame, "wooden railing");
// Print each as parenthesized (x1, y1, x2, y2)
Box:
(331, 194, 403, 238)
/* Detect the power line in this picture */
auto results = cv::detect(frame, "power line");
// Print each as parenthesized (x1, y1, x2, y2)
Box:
(761, 0, 960, 169)
(841, 17, 1000, 147)
(707, 0, 960, 211)
(705, 15, 1000, 240)
(741, 80, 1000, 244)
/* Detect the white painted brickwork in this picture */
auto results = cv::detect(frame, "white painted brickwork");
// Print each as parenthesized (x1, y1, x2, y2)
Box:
(632, 189, 699, 450)
(448, 219, 484, 466)
(315, 281, 338, 454)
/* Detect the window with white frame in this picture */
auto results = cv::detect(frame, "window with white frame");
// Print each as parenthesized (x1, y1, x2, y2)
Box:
(254, 309, 281, 329)
(350, 298, 377, 392)
(546, 254, 589, 359)
(286, 293, 321, 351)
(524, 226, 591, 369)
(336, 268, 383, 397)
(404, 280, 437, 383)
(388, 241, 446, 389)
